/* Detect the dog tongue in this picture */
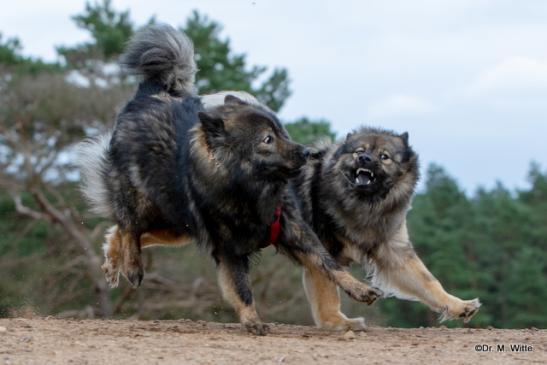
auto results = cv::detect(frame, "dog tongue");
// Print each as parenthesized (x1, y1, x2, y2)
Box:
(356, 172, 371, 185)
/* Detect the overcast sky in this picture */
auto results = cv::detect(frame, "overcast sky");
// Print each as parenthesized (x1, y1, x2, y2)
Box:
(2, 0, 546, 192)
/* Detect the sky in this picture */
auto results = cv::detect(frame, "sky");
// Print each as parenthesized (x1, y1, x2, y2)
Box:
(1, 0, 546, 193)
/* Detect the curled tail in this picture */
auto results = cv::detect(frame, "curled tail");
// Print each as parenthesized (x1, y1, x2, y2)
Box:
(120, 24, 197, 95)
(76, 133, 113, 217)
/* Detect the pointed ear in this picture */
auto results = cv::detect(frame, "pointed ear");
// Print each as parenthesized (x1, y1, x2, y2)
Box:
(400, 131, 409, 146)
(306, 146, 325, 160)
(198, 112, 225, 144)
(224, 94, 247, 106)
(346, 132, 353, 141)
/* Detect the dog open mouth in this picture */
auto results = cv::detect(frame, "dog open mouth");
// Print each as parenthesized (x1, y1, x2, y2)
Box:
(354, 168, 375, 186)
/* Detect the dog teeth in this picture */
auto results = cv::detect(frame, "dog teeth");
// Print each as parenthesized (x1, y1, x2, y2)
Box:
(356, 168, 374, 177)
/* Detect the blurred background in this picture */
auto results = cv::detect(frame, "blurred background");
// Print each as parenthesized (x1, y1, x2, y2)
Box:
(0, 0, 545, 328)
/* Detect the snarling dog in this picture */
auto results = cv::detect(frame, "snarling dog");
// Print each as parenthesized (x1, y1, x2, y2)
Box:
(294, 128, 481, 330)
(77, 25, 381, 335)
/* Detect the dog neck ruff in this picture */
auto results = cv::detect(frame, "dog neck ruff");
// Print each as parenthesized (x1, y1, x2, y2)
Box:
(269, 205, 282, 245)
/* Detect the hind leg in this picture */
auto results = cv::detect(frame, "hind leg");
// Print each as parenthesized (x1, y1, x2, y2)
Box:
(102, 225, 123, 288)
(370, 224, 481, 323)
(373, 250, 481, 322)
(102, 226, 143, 288)
(216, 254, 269, 336)
(140, 230, 193, 248)
(102, 227, 191, 288)
(119, 230, 144, 288)
(303, 266, 366, 331)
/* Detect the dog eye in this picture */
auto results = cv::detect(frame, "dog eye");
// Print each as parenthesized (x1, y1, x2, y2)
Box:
(380, 153, 390, 160)
(263, 135, 274, 144)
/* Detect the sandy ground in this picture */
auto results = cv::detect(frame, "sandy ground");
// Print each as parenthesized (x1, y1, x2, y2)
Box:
(0, 318, 544, 365)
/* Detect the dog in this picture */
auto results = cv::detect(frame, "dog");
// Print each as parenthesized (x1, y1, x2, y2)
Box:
(294, 128, 481, 330)
(77, 25, 382, 335)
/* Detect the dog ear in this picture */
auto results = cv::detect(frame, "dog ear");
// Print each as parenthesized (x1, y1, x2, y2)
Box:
(224, 94, 247, 106)
(346, 132, 353, 141)
(400, 131, 409, 146)
(402, 146, 417, 164)
(198, 112, 225, 146)
(305, 146, 325, 160)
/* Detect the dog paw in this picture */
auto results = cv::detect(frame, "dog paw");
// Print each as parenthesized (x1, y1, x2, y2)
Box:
(346, 317, 367, 331)
(347, 285, 384, 305)
(101, 259, 120, 288)
(363, 286, 384, 305)
(121, 256, 144, 288)
(320, 316, 367, 331)
(459, 298, 481, 323)
(440, 298, 481, 323)
(242, 320, 270, 336)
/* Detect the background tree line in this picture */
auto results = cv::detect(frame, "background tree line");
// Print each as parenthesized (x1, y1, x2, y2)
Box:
(0, 1, 545, 328)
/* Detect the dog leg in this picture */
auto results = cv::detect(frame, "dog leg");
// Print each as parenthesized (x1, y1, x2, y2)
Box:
(119, 230, 144, 288)
(281, 220, 383, 306)
(101, 225, 122, 288)
(303, 266, 366, 331)
(371, 224, 481, 322)
(140, 229, 193, 248)
(102, 227, 191, 288)
(216, 255, 269, 336)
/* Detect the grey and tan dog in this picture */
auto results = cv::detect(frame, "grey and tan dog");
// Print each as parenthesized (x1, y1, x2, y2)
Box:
(294, 128, 481, 330)
(77, 25, 381, 335)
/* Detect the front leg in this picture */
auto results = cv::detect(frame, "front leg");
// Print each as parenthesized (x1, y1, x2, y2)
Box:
(370, 223, 481, 322)
(216, 254, 269, 335)
(279, 217, 383, 307)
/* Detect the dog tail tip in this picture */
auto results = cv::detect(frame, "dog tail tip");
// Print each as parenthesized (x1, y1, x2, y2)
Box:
(120, 24, 197, 95)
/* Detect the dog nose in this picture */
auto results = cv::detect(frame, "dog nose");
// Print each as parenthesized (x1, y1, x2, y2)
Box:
(359, 153, 373, 164)
(302, 148, 311, 159)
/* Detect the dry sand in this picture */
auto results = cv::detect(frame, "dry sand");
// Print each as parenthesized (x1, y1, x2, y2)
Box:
(0, 318, 544, 364)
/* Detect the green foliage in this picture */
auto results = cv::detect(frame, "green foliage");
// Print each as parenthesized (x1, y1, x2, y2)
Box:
(182, 11, 290, 111)
(0, 34, 22, 65)
(0, 1, 545, 328)
(285, 117, 336, 145)
(0, 33, 60, 75)
(55, 4, 291, 111)
(358, 164, 547, 329)
(57, 0, 134, 66)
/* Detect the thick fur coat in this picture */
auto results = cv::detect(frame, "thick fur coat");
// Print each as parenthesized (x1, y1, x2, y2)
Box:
(294, 128, 481, 330)
(77, 25, 381, 335)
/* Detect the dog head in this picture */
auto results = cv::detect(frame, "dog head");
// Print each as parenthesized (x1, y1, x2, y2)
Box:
(198, 95, 308, 181)
(330, 127, 418, 200)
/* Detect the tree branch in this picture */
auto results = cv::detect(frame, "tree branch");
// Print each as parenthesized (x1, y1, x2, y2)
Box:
(11, 193, 50, 221)
(29, 187, 113, 316)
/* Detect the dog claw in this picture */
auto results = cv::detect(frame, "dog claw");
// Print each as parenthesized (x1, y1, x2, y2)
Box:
(124, 265, 144, 288)
(345, 285, 383, 305)
(439, 298, 481, 323)
(462, 298, 481, 323)
(120, 252, 144, 288)
(364, 287, 383, 305)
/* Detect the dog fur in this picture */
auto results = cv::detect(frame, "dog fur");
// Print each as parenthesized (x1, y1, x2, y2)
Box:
(77, 25, 381, 335)
(294, 128, 481, 330)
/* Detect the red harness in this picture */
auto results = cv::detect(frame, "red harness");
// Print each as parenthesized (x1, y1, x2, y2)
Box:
(269, 205, 282, 245)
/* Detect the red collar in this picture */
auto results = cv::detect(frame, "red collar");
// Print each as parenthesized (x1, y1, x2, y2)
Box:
(269, 205, 282, 245)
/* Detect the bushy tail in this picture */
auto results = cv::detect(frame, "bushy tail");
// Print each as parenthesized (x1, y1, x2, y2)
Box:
(120, 24, 197, 95)
(76, 133, 113, 217)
